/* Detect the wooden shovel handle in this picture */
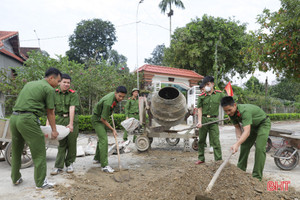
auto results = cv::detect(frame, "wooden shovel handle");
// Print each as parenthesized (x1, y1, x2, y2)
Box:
(111, 115, 121, 170)
(205, 153, 233, 193)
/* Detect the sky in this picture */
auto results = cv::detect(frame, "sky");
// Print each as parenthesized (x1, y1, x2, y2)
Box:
(1, 0, 282, 86)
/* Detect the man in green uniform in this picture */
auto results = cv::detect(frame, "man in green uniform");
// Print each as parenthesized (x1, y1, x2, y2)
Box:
(50, 74, 79, 175)
(123, 88, 139, 142)
(195, 76, 225, 164)
(221, 96, 271, 180)
(10, 68, 61, 189)
(91, 86, 127, 173)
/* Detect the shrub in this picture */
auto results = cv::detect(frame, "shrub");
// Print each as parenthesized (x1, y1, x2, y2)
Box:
(224, 113, 300, 124)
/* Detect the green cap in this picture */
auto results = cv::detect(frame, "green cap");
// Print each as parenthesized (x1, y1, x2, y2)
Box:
(131, 88, 139, 94)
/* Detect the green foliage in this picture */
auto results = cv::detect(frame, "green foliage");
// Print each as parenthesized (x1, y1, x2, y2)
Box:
(0, 51, 137, 115)
(269, 77, 300, 101)
(66, 18, 117, 64)
(294, 103, 300, 113)
(144, 44, 166, 66)
(77, 114, 125, 132)
(243, 0, 300, 79)
(231, 85, 248, 104)
(164, 15, 253, 85)
(158, 0, 185, 14)
(244, 76, 264, 94)
(78, 115, 93, 131)
(38, 114, 126, 132)
(107, 50, 129, 73)
(268, 113, 300, 120)
(224, 113, 300, 123)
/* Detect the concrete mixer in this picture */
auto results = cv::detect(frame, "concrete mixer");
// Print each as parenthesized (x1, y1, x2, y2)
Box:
(133, 87, 197, 152)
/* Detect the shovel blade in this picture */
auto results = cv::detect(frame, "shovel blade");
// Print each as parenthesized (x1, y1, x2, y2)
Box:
(195, 195, 214, 200)
(113, 170, 130, 183)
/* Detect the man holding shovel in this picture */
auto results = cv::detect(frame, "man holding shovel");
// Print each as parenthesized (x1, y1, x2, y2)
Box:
(91, 86, 127, 173)
(195, 76, 225, 164)
(221, 96, 271, 180)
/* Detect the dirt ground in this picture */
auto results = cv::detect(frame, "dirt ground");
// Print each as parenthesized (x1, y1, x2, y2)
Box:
(1, 121, 299, 200)
(54, 119, 300, 200)
(54, 149, 299, 200)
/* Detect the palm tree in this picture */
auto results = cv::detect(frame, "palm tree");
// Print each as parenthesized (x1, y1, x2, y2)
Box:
(159, 0, 185, 42)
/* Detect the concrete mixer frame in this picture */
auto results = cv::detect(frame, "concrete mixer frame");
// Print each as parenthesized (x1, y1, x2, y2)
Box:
(134, 87, 197, 152)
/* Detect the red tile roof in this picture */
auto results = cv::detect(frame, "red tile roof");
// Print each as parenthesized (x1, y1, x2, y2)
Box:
(0, 31, 18, 47)
(0, 49, 24, 63)
(138, 64, 204, 79)
(0, 31, 27, 63)
(20, 47, 41, 58)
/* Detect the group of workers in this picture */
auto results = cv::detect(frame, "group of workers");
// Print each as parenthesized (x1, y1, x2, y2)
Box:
(9, 67, 270, 190)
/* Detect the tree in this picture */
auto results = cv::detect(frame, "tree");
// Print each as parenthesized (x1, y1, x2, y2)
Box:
(244, 0, 300, 79)
(144, 44, 166, 65)
(244, 76, 264, 94)
(66, 19, 117, 64)
(107, 50, 129, 73)
(269, 78, 300, 101)
(164, 15, 253, 86)
(158, 0, 185, 41)
(0, 51, 136, 115)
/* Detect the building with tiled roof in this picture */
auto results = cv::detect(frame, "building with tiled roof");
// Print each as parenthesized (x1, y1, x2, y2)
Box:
(0, 31, 41, 67)
(137, 64, 203, 91)
(0, 31, 40, 117)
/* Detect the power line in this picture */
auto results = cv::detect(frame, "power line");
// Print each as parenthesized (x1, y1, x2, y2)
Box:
(20, 21, 169, 42)
(140, 22, 169, 31)
(116, 21, 137, 27)
(20, 35, 70, 42)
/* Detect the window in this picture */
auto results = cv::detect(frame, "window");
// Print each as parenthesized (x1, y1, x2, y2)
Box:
(168, 77, 174, 82)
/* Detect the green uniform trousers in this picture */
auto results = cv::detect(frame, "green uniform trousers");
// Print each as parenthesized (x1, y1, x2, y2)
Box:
(198, 117, 222, 162)
(237, 118, 271, 181)
(54, 116, 79, 168)
(123, 113, 139, 142)
(93, 122, 109, 167)
(10, 113, 46, 187)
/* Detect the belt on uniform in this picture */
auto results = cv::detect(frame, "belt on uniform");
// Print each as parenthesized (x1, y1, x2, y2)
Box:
(13, 111, 34, 115)
(203, 114, 218, 118)
(13, 111, 40, 124)
(258, 116, 269, 126)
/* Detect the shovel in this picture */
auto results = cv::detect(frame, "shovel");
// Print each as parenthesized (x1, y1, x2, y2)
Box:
(195, 152, 233, 200)
(111, 115, 130, 182)
(164, 118, 229, 133)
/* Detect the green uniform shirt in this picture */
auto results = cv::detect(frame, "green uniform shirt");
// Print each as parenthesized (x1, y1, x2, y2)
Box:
(92, 92, 117, 121)
(124, 97, 139, 117)
(54, 88, 79, 115)
(229, 104, 268, 127)
(13, 79, 55, 117)
(197, 90, 225, 116)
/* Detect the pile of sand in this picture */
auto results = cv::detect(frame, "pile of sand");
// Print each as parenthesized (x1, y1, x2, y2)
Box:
(55, 150, 299, 200)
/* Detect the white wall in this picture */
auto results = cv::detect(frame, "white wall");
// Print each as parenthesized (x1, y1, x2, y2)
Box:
(152, 74, 190, 88)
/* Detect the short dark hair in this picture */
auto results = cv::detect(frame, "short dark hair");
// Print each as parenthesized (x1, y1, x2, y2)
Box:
(116, 86, 127, 94)
(199, 82, 205, 89)
(221, 96, 235, 107)
(202, 76, 214, 85)
(45, 68, 62, 78)
(61, 73, 72, 81)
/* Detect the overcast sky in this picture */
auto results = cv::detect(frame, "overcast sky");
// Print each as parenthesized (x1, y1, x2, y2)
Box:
(1, 0, 282, 85)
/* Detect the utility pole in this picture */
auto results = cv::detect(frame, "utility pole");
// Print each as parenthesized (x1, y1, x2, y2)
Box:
(136, 0, 144, 90)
